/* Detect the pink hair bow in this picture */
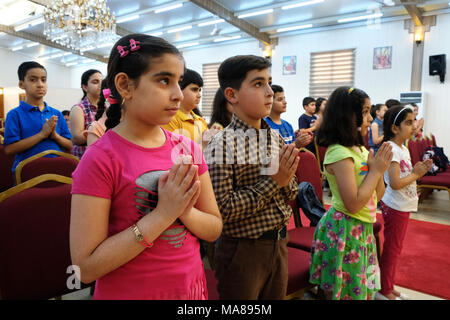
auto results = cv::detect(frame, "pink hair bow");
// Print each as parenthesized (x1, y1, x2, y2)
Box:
(117, 39, 141, 58)
(129, 39, 141, 51)
(103, 88, 119, 105)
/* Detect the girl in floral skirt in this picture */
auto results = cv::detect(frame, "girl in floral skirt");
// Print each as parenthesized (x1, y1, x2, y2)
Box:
(310, 87, 393, 300)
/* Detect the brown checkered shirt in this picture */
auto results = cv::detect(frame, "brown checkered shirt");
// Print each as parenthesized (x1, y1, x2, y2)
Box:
(204, 114, 298, 239)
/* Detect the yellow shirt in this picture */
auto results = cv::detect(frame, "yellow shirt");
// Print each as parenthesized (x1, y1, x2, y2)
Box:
(162, 109, 208, 146)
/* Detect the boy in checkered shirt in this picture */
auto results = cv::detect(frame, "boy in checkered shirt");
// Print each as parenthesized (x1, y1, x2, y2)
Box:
(204, 55, 299, 299)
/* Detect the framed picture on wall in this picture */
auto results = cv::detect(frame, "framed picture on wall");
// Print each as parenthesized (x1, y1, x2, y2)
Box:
(283, 56, 297, 75)
(373, 46, 392, 69)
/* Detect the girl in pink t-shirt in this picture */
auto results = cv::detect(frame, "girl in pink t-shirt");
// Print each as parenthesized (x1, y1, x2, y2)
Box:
(70, 34, 222, 300)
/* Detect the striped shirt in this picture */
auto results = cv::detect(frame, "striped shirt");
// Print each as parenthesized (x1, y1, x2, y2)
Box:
(204, 114, 298, 239)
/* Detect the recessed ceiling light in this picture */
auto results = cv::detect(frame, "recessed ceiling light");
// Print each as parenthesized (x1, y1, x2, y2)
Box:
(238, 9, 273, 19)
(277, 24, 313, 33)
(338, 13, 383, 23)
(282, 0, 324, 10)
(154, 3, 183, 14)
(213, 35, 242, 42)
(116, 15, 140, 24)
(167, 25, 192, 33)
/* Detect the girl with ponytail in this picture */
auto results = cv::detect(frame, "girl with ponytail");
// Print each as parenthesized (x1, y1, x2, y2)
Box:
(70, 34, 222, 300)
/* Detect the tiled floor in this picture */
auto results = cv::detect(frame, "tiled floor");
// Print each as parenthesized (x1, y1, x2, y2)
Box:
(60, 190, 449, 300)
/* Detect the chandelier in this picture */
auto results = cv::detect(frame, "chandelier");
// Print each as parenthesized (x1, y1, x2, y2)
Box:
(43, 0, 116, 52)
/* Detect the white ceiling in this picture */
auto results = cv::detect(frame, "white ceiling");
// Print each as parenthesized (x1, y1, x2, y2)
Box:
(0, 0, 449, 68)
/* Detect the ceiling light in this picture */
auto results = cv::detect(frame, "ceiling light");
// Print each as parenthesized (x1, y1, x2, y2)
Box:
(154, 3, 183, 14)
(276, 24, 313, 33)
(167, 25, 192, 33)
(66, 62, 78, 67)
(177, 42, 200, 49)
(238, 9, 273, 19)
(198, 19, 225, 27)
(214, 35, 242, 42)
(26, 42, 39, 48)
(149, 31, 164, 37)
(11, 45, 24, 51)
(282, 0, 324, 10)
(338, 13, 383, 23)
(116, 15, 140, 24)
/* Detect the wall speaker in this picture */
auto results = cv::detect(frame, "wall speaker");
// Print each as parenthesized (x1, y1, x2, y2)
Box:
(429, 54, 446, 83)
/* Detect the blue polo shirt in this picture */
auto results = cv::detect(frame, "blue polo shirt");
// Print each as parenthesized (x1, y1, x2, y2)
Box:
(3, 101, 72, 173)
(264, 117, 295, 144)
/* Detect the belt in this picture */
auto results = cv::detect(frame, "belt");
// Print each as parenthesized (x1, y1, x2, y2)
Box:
(259, 227, 287, 240)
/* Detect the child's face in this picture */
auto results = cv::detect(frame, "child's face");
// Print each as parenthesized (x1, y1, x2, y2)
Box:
(232, 68, 273, 120)
(181, 83, 202, 111)
(272, 92, 287, 114)
(303, 102, 316, 115)
(125, 53, 184, 126)
(413, 106, 419, 117)
(19, 68, 47, 100)
(360, 98, 373, 136)
(376, 105, 388, 120)
(319, 100, 327, 113)
(394, 112, 415, 141)
(82, 72, 103, 99)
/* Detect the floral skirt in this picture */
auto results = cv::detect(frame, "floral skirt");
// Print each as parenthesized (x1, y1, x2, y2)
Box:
(309, 207, 380, 300)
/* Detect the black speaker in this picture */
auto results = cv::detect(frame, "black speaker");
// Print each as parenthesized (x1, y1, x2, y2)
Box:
(429, 54, 446, 83)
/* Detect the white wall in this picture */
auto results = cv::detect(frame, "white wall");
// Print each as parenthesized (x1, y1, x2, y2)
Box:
(421, 13, 450, 153)
(180, 15, 449, 153)
(0, 47, 80, 114)
(270, 19, 413, 131)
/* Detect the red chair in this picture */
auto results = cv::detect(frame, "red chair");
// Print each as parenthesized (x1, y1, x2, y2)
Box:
(15, 150, 79, 187)
(0, 145, 15, 193)
(0, 174, 89, 299)
(287, 148, 322, 253)
(205, 269, 219, 300)
(314, 140, 327, 179)
(286, 247, 313, 299)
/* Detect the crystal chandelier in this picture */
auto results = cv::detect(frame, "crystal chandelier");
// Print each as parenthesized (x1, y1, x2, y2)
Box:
(43, 0, 116, 52)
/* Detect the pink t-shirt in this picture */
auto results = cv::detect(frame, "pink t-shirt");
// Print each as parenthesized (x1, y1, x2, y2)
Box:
(71, 128, 208, 300)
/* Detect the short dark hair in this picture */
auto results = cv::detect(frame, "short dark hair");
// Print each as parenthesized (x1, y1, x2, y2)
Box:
(302, 97, 315, 107)
(62, 110, 70, 116)
(385, 99, 401, 109)
(316, 86, 370, 148)
(218, 55, 271, 92)
(179, 69, 203, 90)
(383, 105, 413, 142)
(18, 61, 46, 81)
(271, 84, 284, 94)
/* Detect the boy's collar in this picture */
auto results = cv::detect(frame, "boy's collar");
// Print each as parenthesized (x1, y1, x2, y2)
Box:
(176, 109, 200, 121)
(20, 100, 49, 112)
(230, 113, 270, 130)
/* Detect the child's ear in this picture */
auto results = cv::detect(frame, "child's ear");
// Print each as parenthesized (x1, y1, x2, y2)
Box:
(115, 72, 133, 100)
(18, 80, 24, 90)
(224, 87, 238, 105)
(391, 124, 399, 134)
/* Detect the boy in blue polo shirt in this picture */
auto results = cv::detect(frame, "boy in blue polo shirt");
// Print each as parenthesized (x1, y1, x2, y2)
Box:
(265, 85, 313, 149)
(4, 61, 72, 174)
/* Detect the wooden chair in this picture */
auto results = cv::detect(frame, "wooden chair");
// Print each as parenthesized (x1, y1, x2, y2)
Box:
(0, 174, 89, 299)
(15, 150, 79, 186)
(314, 140, 327, 180)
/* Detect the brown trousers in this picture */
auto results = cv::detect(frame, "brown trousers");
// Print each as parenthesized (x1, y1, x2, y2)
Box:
(214, 235, 289, 300)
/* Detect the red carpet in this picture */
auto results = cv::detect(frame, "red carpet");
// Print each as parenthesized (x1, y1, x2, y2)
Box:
(378, 214, 450, 300)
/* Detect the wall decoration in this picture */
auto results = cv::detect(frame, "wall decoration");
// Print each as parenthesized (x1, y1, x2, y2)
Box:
(283, 56, 297, 75)
(373, 46, 392, 69)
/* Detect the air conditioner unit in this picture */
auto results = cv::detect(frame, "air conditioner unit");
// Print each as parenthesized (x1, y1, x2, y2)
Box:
(399, 91, 426, 120)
